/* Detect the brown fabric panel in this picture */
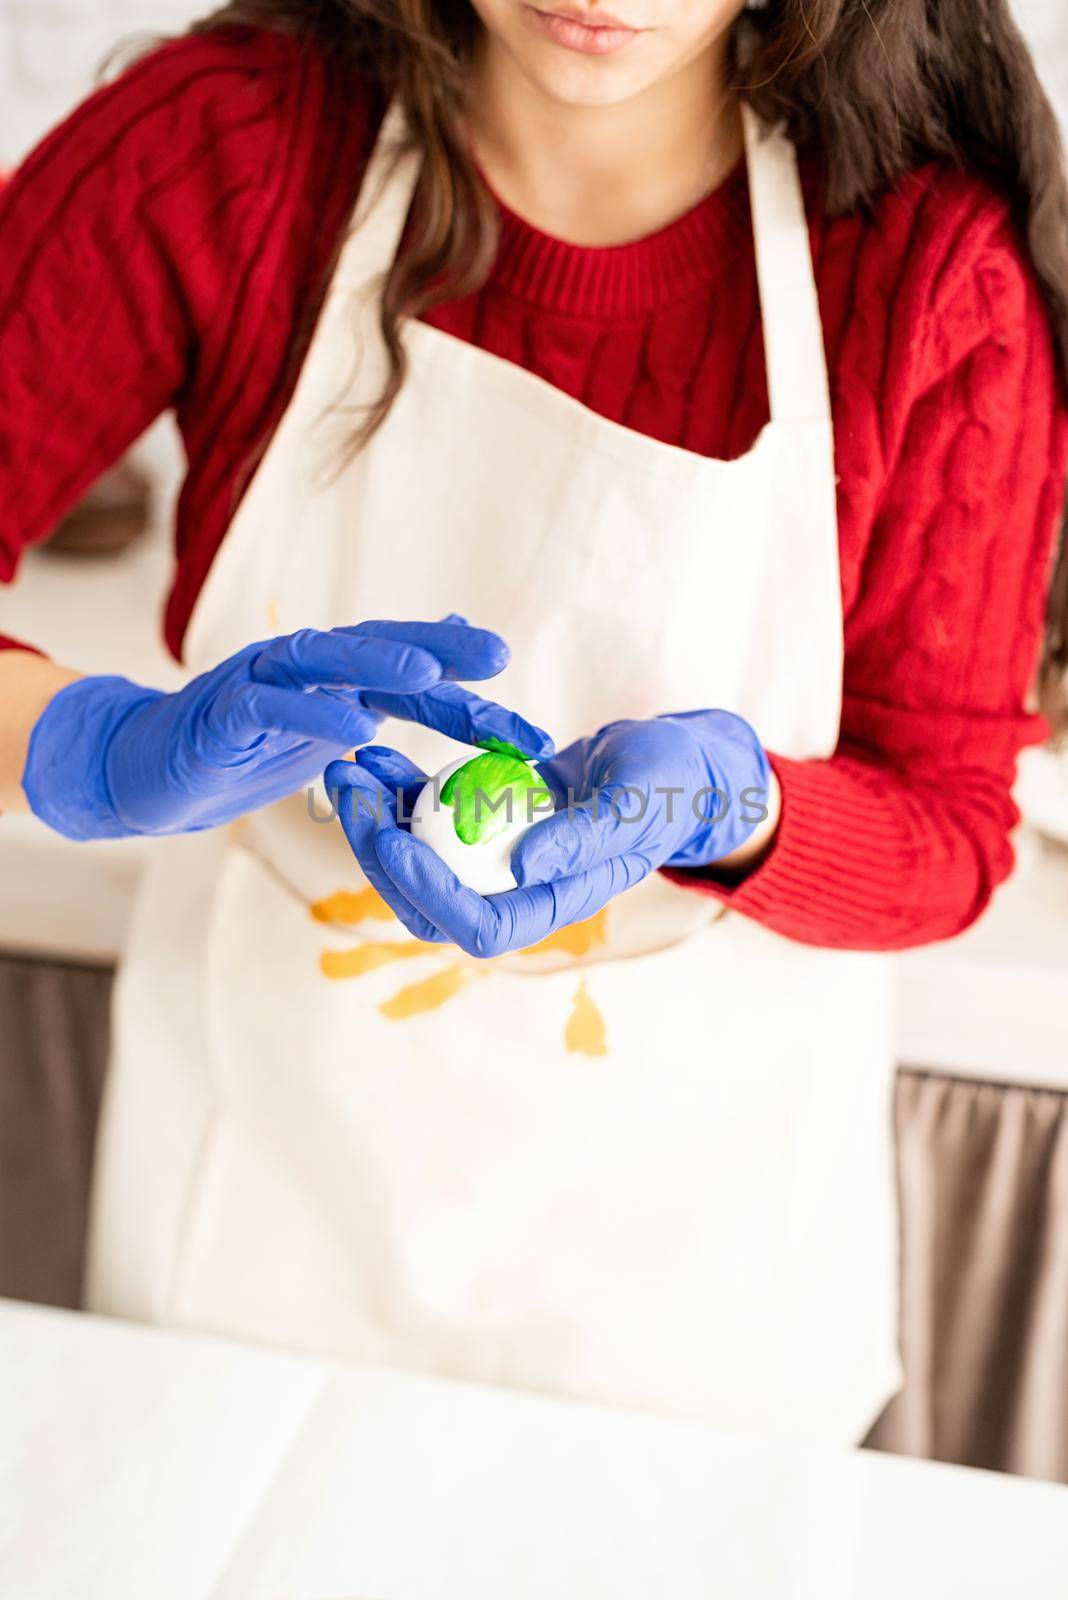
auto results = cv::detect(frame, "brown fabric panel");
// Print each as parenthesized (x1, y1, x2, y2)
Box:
(869, 1068, 1068, 1484)
(0, 953, 113, 1309)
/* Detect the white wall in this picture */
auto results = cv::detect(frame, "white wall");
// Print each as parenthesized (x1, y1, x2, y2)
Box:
(0, 0, 203, 163)
(1, 0, 1066, 165)
(1015, 0, 1068, 125)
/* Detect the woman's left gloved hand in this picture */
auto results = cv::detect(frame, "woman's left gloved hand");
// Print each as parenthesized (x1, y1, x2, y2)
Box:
(326, 709, 772, 957)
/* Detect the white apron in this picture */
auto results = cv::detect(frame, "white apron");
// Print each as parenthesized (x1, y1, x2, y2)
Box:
(86, 103, 901, 1444)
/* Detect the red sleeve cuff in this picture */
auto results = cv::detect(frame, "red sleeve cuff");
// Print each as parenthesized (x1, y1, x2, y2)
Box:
(659, 747, 1022, 951)
(0, 635, 46, 657)
(661, 752, 877, 945)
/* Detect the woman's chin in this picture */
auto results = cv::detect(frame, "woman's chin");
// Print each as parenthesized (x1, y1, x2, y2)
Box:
(510, 49, 663, 109)
(489, 15, 665, 109)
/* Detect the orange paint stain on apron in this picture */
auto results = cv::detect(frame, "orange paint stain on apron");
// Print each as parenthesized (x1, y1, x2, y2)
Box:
(310, 886, 397, 926)
(379, 963, 469, 1019)
(320, 940, 426, 981)
(564, 980, 608, 1057)
(521, 907, 609, 960)
(265, 597, 281, 631)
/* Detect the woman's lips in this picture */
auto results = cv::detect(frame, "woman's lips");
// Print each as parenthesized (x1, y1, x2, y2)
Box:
(523, 5, 644, 55)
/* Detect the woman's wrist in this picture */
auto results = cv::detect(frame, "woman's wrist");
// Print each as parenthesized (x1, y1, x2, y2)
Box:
(657, 709, 776, 872)
(21, 674, 163, 841)
(708, 767, 782, 876)
(0, 650, 83, 815)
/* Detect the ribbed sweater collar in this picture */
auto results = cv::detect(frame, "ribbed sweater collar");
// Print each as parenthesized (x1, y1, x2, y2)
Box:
(480, 152, 751, 319)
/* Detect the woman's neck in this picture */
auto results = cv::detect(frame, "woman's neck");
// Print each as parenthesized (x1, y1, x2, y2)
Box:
(465, 37, 741, 247)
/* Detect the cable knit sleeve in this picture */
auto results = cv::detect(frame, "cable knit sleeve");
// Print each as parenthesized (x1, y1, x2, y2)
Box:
(0, 28, 316, 655)
(667, 191, 1068, 950)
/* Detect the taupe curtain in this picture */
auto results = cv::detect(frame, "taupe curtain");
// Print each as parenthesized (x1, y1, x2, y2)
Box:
(0, 954, 111, 1309)
(868, 1068, 1068, 1483)
(2, 952, 1066, 1482)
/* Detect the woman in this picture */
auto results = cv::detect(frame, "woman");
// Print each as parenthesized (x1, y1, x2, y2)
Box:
(1, 0, 1066, 1444)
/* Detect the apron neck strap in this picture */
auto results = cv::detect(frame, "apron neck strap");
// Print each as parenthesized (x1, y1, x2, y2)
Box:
(741, 104, 832, 426)
(340, 97, 832, 431)
(335, 96, 420, 292)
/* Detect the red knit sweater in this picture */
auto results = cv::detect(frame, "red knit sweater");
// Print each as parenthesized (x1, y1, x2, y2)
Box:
(2, 27, 1066, 952)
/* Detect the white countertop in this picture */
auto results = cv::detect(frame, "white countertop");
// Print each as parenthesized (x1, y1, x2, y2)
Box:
(1, 1298, 1066, 1600)
(2, 513, 1067, 1087)
(896, 827, 1068, 1090)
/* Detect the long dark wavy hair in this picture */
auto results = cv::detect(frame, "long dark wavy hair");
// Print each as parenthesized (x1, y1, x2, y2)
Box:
(187, 0, 1068, 732)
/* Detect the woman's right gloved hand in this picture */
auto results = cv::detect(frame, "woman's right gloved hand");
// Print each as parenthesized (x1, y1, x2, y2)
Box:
(21, 618, 552, 842)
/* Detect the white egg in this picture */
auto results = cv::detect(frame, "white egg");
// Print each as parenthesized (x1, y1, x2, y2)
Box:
(409, 752, 554, 895)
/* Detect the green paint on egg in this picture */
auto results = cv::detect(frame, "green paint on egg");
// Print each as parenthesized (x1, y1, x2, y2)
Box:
(475, 736, 529, 760)
(440, 747, 552, 846)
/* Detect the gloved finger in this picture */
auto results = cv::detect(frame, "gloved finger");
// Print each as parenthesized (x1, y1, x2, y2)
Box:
(354, 744, 428, 788)
(510, 782, 654, 888)
(373, 825, 649, 958)
(361, 679, 555, 760)
(338, 619, 509, 682)
(252, 628, 443, 694)
(371, 828, 515, 954)
(325, 761, 449, 943)
(353, 745, 428, 825)
(325, 755, 400, 825)
(533, 741, 590, 811)
(480, 852, 650, 956)
(219, 681, 381, 751)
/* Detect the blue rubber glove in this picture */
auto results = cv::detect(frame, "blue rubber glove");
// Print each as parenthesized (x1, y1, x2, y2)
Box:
(22, 618, 553, 842)
(326, 710, 771, 957)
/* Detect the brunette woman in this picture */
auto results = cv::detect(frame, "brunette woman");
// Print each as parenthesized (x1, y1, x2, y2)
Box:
(2, 0, 1066, 1442)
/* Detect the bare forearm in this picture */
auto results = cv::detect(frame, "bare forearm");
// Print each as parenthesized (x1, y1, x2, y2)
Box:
(0, 651, 83, 814)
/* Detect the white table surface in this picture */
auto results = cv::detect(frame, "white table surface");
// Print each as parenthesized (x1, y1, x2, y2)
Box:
(1, 1299, 1067, 1600)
